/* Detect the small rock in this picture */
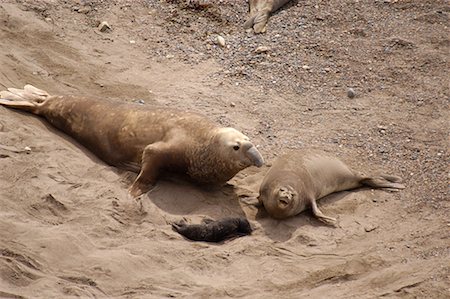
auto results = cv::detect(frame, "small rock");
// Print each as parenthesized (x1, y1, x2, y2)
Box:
(24, 146, 32, 153)
(98, 21, 111, 32)
(364, 224, 378, 232)
(216, 35, 226, 47)
(230, 102, 236, 107)
(78, 6, 91, 14)
(165, 54, 174, 59)
(302, 65, 311, 70)
(129, 40, 136, 44)
(255, 46, 270, 54)
(347, 88, 356, 98)
(44, 17, 52, 23)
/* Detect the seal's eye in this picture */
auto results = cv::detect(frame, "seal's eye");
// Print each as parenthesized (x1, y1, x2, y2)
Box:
(233, 145, 240, 151)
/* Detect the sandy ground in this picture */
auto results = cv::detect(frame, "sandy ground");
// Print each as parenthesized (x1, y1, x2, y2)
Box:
(0, 0, 448, 298)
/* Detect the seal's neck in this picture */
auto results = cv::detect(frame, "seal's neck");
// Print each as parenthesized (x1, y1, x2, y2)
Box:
(187, 137, 242, 185)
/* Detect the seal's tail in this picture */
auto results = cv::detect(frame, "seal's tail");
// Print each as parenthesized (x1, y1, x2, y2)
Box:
(0, 84, 50, 113)
(361, 174, 406, 191)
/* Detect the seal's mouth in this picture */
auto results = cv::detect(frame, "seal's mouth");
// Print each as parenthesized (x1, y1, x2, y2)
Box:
(246, 146, 264, 167)
(278, 197, 290, 208)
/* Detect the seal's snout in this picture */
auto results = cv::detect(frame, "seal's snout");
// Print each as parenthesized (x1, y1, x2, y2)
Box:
(277, 187, 293, 208)
(246, 145, 264, 167)
(262, 185, 298, 219)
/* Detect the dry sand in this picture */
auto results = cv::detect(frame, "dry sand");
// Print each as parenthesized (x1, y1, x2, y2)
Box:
(0, 1, 448, 298)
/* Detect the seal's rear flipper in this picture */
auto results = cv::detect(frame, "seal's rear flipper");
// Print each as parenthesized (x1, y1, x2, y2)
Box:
(0, 98, 40, 112)
(0, 84, 50, 113)
(361, 175, 406, 191)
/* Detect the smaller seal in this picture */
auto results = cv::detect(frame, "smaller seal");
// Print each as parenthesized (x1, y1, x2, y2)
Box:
(258, 149, 406, 224)
(244, 0, 293, 33)
(172, 217, 252, 242)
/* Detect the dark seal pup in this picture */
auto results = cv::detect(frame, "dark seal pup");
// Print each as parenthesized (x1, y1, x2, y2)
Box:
(258, 149, 405, 224)
(172, 217, 252, 242)
(0, 85, 264, 197)
(244, 0, 293, 33)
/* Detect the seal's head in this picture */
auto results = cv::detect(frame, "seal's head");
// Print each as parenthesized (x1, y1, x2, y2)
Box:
(214, 127, 264, 169)
(263, 185, 304, 219)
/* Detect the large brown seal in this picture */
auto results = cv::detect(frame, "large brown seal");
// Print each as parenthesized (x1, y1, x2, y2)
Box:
(258, 149, 405, 224)
(0, 85, 264, 197)
(244, 0, 293, 33)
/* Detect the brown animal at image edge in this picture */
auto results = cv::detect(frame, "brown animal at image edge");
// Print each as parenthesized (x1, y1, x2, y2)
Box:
(0, 85, 264, 197)
(245, 0, 293, 33)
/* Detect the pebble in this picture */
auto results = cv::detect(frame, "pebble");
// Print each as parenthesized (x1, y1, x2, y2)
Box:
(129, 40, 136, 44)
(302, 65, 311, 70)
(24, 146, 32, 153)
(230, 102, 236, 107)
(255, 46, 270, 54)
(216, 35, 226, 47)
(347, 88, 356, 98)
(78, 6, 91, 14)
(364, 224, 378, 232)
(98, 21, 111, 32)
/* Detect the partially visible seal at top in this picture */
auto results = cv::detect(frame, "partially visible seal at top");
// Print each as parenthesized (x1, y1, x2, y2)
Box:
(258, 149, 405, 225)
(244, 0, 293, 33)
(172, 217, 252, 242)
(0, 85, 264, 197)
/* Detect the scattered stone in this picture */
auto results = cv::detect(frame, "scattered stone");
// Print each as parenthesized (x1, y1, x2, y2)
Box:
(44, 17, 52, 23)
(255, 46, 270, 54)
(78, 6, 91, 14)
(230, 102, 236, 107)
(364, 224, 378, 232)
(302, 65, 311, 70)
(216, 35, 226, 47)
(129, 40, 136, 44)
(347, 88, 356, 98)
(24, 146, 32, 153)
(98, 21, 111, 32)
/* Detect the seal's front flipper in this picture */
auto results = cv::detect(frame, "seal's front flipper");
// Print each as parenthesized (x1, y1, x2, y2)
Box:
(128, 142, 168, 198)
(310, 199, 337, 226)
(171, 221, 187, 232)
